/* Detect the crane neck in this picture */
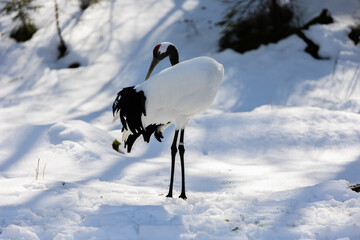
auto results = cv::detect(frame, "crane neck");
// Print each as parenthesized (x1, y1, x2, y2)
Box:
(167, 45, 179, 66)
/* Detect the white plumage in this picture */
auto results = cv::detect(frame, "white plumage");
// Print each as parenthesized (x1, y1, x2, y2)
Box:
(113, 42, 224, 199)
(137, 56, 223, 130)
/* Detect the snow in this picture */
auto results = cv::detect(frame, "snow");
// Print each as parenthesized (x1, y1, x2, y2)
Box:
(1, 0, 360, 239)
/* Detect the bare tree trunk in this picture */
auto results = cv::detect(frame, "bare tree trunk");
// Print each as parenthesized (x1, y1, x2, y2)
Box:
(54, 0, 67, 58)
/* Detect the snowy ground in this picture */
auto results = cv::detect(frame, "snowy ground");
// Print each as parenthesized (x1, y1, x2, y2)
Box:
(1, 0, 360, 239)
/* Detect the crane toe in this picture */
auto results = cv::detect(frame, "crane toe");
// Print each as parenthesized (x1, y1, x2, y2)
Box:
(179, 193, 187, 200)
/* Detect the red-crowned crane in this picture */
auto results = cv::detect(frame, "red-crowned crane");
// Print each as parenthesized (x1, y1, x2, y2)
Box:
(113, 42, 224, 199)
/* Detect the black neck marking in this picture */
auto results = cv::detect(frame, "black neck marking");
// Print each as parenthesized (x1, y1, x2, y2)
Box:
(167, 44, 179, 66)
(155, 44, 179, 66)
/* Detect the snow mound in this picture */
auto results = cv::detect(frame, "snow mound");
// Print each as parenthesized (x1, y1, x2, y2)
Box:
(1, 0, 360, 239)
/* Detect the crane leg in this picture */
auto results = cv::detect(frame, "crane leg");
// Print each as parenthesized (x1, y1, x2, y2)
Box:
(178, 129, 187, 200)
(166, 129, 179, 198)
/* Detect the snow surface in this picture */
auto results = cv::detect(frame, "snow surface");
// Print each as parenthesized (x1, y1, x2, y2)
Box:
(1, 0, 360, 239)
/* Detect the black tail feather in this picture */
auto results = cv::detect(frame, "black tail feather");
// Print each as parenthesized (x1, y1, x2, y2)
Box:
(124, 124, 164, 153)
(113, 86, 146, 133)
(124, 132, 141, 153)
(142, 124, 163, 143)
(113, 87, 164, 153)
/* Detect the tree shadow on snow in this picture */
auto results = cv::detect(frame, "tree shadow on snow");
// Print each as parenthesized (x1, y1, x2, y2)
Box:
(335, 155, 360, 184)
(0, 124, 49, 176)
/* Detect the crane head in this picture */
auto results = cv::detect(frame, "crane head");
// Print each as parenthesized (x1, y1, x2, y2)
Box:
(145, 42, 179, 80)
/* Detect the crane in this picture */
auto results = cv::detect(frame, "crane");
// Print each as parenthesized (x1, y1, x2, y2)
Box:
(113, 42, 224, 199)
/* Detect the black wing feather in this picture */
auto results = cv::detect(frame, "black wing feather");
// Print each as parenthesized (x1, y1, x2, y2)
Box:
(112, 86, 164, 153)
(113, 86, 146, 133)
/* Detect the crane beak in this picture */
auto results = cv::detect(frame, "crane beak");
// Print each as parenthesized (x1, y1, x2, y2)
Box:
(145, 58, 159, 80)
